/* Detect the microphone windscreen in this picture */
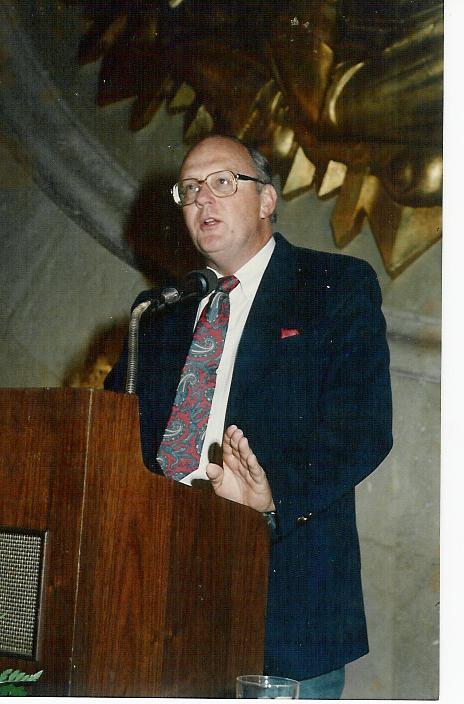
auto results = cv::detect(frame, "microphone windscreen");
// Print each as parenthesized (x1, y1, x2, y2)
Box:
(183, 268, 218, 299)
(199, 268, 219, 296)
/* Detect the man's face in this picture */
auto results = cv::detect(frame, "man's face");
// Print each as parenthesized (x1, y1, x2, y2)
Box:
(179, 137, 276, 274)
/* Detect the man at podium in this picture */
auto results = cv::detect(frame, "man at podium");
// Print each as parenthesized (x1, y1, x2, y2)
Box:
(105, 135, 393, 699)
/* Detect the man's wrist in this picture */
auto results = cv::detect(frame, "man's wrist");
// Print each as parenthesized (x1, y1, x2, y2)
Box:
(262, 510, 277, 531)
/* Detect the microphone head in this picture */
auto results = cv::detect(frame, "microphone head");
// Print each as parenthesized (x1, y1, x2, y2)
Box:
(183, 268, 218, 299)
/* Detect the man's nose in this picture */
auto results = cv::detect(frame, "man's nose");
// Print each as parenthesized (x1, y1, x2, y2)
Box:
(194, 181, 214, 206)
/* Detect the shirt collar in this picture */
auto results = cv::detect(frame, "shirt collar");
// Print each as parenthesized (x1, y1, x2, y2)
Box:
(207, 236, 276, 301)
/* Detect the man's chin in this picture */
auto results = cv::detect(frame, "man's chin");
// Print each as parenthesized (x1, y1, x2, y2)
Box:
(196, 232, 225, 256)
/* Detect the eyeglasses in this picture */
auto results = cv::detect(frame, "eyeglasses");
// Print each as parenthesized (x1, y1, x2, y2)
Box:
(171, 169, 267, 207)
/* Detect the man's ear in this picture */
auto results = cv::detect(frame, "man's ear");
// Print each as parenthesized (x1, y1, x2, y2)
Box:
(259, 184, 278, 220)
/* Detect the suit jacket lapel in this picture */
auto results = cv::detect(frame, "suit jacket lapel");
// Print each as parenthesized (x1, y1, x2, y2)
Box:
(226, 234, 310, 421)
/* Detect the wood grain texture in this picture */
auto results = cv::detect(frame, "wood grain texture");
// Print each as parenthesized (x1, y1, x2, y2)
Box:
(0, 388, 90, 696)
(0, 389, 269, 697)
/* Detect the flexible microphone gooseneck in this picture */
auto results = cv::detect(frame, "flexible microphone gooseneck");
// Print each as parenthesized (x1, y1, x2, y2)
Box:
(125, 268, 219, 394)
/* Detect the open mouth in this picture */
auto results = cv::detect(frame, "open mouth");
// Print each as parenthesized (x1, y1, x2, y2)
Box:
(201, 217, 220, 227)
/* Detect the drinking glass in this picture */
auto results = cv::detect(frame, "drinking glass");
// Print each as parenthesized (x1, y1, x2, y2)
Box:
(236, 675, 300, 699)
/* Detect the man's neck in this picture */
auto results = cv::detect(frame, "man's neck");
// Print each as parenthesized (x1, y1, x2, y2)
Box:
(205, 233, 274, 276)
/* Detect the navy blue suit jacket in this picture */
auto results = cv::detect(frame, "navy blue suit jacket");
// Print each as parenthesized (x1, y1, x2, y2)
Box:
(105, 233, 393, 680)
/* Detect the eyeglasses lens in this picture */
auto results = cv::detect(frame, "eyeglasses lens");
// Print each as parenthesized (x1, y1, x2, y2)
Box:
(207, 171, 237, 198)
(175, 170, 237, 205)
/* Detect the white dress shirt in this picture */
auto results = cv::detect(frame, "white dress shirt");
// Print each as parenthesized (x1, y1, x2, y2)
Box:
(180, 236, 275, 485)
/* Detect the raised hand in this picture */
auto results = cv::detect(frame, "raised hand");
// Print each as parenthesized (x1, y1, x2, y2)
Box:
(206, 425, 275, 512)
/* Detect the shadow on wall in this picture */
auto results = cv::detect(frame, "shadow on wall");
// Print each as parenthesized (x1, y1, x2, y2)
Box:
(64, 173, 201, 388)
(63, 319, 129, 388)
(125, 173, 202, 283)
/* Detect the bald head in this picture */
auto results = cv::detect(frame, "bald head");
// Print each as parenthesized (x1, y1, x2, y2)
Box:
(182, 136, 273, 189)
(179, 136, 277, 274)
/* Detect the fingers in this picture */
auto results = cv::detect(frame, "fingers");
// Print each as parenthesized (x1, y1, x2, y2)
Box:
(211, 425, 275, 511)
(222, 424, 238, 453)
(223, 425, 265, 481)
(223, 425, 247, 463)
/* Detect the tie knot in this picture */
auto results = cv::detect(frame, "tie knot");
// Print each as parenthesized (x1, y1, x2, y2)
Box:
(217, 275, 239, 294)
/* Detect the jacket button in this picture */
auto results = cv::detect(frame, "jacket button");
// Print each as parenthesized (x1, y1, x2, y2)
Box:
(297, 513, 312, 524)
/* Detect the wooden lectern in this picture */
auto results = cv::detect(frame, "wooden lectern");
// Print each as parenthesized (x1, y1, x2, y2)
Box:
(0, 389, 269, 697)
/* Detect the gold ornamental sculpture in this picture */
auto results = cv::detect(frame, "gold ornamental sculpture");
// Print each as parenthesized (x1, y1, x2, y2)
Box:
(75, 0, 443, 277)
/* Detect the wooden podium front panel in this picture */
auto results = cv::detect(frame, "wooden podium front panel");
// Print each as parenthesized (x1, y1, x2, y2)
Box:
(69, 391, 174, 695)
(160, 484, 270, 697)
(0, 388, 92, 696)
(71, 391, 269, 697)
(0, 389, 269, 697)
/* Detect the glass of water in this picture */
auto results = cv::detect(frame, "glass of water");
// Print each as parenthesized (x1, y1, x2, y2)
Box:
(236, 675, 300, 699)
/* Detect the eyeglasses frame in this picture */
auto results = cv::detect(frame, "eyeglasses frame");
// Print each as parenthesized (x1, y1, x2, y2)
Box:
(171, 170, 268, 207)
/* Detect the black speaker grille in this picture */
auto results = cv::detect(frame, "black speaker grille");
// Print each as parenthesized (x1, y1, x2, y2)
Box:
(0, 530, 44, 658)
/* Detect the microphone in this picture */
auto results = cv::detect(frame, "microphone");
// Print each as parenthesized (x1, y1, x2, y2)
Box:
(147, 268, 218, 311)
(125, 268, 218, 393)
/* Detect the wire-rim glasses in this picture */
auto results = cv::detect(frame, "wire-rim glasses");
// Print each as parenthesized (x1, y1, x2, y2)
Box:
(171, 169, 267, 207)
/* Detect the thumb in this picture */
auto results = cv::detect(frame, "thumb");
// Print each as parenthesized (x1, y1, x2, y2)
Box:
(206, 462, 223, 485)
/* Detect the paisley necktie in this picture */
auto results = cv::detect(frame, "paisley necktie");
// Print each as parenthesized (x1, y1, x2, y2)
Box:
(157, 275, 239, 481)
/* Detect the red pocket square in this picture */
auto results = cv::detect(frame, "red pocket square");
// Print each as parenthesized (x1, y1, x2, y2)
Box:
(280, 328, 300, 339)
